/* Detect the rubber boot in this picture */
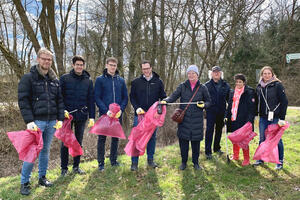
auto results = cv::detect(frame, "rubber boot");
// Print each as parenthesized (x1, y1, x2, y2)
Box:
(242, 148, 250, 166)
(231, 144, 240, 160)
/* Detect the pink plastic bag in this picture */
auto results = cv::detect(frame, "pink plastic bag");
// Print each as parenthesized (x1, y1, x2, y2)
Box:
(124, 102, 166, 156)
(89, 103, 126, 139)
(228, 122, 257, 150)
(253, 123, 289, 164)
(54, 115, 83, 157)
(7, 129, 43, 163)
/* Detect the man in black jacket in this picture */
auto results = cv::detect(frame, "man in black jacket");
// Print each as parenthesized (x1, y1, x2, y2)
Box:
(18, 48, 65, 195)
(129, 60, 167, 171)
(59, 55, 95, 176)
(204, 66, 230, 159)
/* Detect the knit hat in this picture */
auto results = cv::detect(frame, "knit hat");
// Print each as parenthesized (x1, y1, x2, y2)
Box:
(187, 65, 199, 75)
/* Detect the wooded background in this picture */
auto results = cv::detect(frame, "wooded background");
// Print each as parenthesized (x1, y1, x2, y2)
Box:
(0, 0, 299, 177)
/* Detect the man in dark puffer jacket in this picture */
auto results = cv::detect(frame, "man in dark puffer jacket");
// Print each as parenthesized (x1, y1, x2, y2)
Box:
(18, 48, 64, 196)
(59, 55, 95, 176)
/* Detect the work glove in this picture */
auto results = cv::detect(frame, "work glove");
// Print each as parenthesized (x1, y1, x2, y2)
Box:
(115, 110, 122, 119)
(197, 101, 205, 108)
(136, 108, 145, 115)
(160, 100, 167, 105)
(278, 120, 286, 127)
(27, 122, 38, 131)
(88, 118, 95, 128)
(107, 110, 113, 118)
(53, 121, 63, 129)
(64, 110, 70, 119)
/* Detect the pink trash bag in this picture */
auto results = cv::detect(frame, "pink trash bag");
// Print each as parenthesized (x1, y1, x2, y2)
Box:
(55, 115, 83, 157)
(89, 103, 126, 139)
(228, 122, 257, 150)
(7, 129, 43, 163)
(124, 102, 167, 157)
(253, 123, 289, 164)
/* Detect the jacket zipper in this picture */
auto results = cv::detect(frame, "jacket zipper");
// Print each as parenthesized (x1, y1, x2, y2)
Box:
(112, 76, 116, 103)
(45, 81, 50, 121)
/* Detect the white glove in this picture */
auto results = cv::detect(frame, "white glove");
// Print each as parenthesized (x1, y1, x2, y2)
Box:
(278, 120, 286, 127)
(107, 110, 113, 118)
(27, 122, 38, 131)
(136, 108, 145, 115)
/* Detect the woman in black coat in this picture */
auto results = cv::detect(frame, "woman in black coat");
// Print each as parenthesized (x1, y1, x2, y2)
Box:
(225, 74, 256, 166)
(162, 65, 211, 170)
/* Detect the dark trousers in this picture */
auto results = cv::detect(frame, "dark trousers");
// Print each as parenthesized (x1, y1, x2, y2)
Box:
(97, 136, 119, 166)
(179, 138, 200, 165)
(205, 112, 224, 155)
(61, 120, 86, 170)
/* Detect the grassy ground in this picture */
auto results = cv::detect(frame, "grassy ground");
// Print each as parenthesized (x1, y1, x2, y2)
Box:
(1, 109, 300, 200)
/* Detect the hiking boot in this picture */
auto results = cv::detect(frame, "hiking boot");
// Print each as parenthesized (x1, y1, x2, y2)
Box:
(61, 169, 68, 177)
(253, 160, 264, 166)
(99, 164, 105, 172)
(147, 160, 158, 168)
(111, 161, 120, 167)
(179, 163, 187, 170)
(20, 182, 31, 196)
(73, 167, 85, 174)
(130, 163, 138, 171)
(193, 164, 202, 170)
(38, 176, 53, 187)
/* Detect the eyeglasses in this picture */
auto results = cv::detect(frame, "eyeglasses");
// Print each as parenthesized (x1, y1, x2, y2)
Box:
(39, 57, 52, 62)
(142, 67, 151, 71)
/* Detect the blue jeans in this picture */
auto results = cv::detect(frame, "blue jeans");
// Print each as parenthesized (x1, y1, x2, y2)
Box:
(131, 115, 157, 164)
(258, 117, 284, 163)
(21, 120, 56, 184)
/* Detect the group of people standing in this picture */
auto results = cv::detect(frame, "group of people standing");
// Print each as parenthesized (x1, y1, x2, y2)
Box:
(17, 47, 288, 196)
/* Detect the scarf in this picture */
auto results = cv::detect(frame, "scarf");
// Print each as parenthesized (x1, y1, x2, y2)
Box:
(189, 80, 197, 91)
(231, 86, 245, 121)
(259, 76, 278, 88)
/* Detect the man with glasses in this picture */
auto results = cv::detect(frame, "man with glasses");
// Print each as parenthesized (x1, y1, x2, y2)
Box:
(94, 57, 128, 171)
(18, 48, 64, 195)
(129, 60, 166, 171)
(59, 55, 95, 176)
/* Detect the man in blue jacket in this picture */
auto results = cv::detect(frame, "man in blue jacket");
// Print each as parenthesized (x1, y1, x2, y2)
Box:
(204, 66, 230, 159)
(18, 48, 64, 195)
(59, 55, 95, 176)
(94, 57, 128, 171)
(129, 60, 167, 171)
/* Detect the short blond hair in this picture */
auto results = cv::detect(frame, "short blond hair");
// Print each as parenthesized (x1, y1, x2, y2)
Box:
(37, 47, 53, 58)
(106, 57, 118, 64)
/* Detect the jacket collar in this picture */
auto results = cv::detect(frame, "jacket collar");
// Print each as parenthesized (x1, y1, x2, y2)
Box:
(103, 68, 119, 78)
(30, 65, 57, 80)
(70, 69, 90, 79)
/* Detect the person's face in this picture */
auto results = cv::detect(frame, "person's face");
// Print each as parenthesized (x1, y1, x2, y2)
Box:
(212, 70, 221, 81)
(37, 53, 53, 71)
(106, 61, 117, 75)
(235, 79, 245, 89)
(187, 71, 198, 81)
(73, 60, 85, 75)
(141, 63, 152, 78)
(262, 69, 273, 82)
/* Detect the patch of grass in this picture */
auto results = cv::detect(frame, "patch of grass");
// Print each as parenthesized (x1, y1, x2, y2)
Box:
(1, 109, 300, 199)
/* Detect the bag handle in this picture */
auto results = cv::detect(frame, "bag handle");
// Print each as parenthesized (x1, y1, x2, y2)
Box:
(180, 85, 201, 116)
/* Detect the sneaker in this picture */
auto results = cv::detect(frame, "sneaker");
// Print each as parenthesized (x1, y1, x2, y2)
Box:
(253, 160, 264, 166)
(275, 164, 283, 170)
(206, 154, 213, 160)
(147, 160, 158, 168)
(20, 182, 31, 196)
(215, 150, 224, 156)
(61, 169, 68, 177)
(179, 163, 187, 170)
(130, 163, 138, 171)
(99, 165, 105, 172)
(38, 176, 53, 187)
(193, 164, 202, 170)
(73, 167, 85, 174)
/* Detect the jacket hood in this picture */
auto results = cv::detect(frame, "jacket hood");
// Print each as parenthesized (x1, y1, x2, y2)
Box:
(30, 65, 57, 80)
(103, 68, 120, 77)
